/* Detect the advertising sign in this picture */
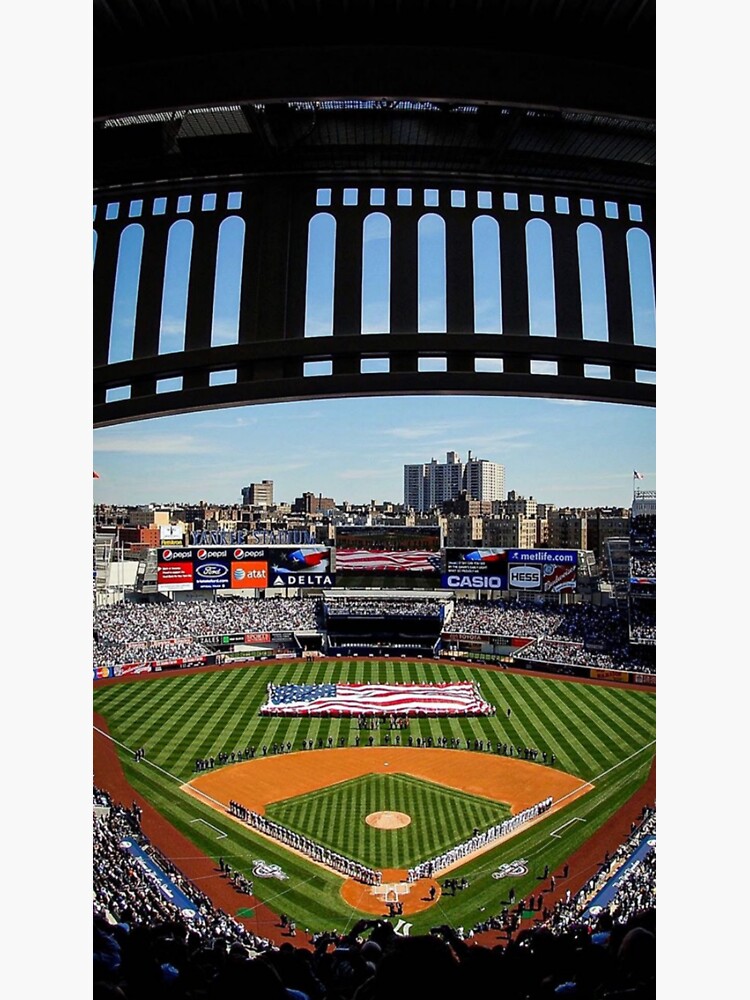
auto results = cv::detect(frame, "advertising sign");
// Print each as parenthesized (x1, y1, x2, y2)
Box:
(159, 524, 184, 542)
(157, 546, 333, 592)
(507, 559, 577, 593)
(197, 632, 272, 646)
(193, 547, 232, 591)
(441, 548, 508, 589)
(507, 549, 578, 565)
(231, 560, 268, 589)
(157, 548, 194, 592)
(268, 546, 334, 587)
(119, 838, 199, 915)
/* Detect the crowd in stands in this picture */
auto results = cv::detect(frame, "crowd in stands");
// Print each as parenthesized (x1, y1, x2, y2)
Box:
(470, 807, 656, 946)
(94, 786, 276, 997)
(630, 555, 656, 579)
(94, 597, 318, 645)
(514, 639, 654, 674)
(324, 598, 445, 618)
(94, 785, 655, 998)
(448, 602, 655, 673)
(94, 636, 212, 671)
(543, 809, 655, 936)
(628, 608, 656, 645)
(629, 514, 656, 550)
(448, 602, 565, 638)
(93, 594, 654, 675)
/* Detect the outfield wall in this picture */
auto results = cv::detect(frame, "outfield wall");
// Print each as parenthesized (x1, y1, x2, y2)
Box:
(93, 652, 654, 690)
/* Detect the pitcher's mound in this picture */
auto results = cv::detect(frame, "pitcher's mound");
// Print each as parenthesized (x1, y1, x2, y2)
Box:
(366, 811, 411, 829)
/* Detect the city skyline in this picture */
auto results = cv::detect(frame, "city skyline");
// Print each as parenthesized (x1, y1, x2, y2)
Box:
(92, 392, 655, 509)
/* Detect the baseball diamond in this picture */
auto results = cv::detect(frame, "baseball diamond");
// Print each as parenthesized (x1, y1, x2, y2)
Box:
(92, 657, 655, 938)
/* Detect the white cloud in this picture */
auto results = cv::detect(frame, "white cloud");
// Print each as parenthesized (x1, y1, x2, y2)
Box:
(93, 433, 210, 455)
(385, 419, 475, 440)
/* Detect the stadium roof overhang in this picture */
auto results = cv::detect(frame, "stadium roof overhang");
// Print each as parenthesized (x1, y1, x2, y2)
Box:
(94, 0, 655, 198)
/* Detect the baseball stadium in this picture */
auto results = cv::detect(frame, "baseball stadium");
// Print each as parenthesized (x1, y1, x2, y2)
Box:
(93, 3, 656, 998)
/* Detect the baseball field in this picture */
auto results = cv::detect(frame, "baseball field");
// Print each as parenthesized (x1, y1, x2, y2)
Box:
(92, 658, 656, 938)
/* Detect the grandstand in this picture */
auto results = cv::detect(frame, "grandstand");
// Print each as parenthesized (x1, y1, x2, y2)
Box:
(323, 594, 447, 657)
(628, 496, 656, 648)
(93, 780, 655, 997)
(93, 2, 656, 995)
(93, 595, 654, 678)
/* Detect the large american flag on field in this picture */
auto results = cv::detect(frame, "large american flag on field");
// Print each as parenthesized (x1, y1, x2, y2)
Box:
(260, 681, 495, 717)
(335, 549, 441, 573)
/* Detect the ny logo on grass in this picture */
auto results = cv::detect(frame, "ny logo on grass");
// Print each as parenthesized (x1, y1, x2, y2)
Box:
(252, 860, 289, 880)
(393, 919, 412, 937)
(491, 858, 529, 880)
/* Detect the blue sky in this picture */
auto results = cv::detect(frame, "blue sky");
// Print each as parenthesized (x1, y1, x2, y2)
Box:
(92, 394, 655, 508)
(95, 188, 656, 509)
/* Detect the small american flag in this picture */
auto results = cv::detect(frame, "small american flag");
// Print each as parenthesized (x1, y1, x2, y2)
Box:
(633, 470, 644, 480)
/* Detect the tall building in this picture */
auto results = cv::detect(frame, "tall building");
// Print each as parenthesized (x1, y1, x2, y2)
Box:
(241, 480, 274, 507)
(404, 451, 505, 512)
(463, 451, 505, 504)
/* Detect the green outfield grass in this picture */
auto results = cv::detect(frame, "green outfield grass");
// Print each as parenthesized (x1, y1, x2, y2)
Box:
(93, 660, 656, 936)
(266, 772, 512, 870)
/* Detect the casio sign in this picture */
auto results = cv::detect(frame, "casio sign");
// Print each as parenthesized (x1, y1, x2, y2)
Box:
(509, 565, 541, 588)
(196, 564, 228, 579)
(446, 574, 504, 589)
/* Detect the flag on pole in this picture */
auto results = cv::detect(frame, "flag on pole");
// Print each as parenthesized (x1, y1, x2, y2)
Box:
(633, 470, 644, 479)
(93, 471, 100, 479)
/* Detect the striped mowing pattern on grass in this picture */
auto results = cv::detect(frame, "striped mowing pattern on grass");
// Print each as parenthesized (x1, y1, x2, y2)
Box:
(94, 660, 655, 935)
(264, 772, 511, 870)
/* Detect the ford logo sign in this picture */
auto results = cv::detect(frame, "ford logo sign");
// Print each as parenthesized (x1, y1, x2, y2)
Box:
(196, 564, 228, 579)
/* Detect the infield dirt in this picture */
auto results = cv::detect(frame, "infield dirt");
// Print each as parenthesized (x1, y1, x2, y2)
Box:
(93, 661, 655, 947)
(182, 747, 593, 916)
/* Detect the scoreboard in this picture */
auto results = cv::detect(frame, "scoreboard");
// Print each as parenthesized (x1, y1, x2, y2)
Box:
(156, 545, 334, 593)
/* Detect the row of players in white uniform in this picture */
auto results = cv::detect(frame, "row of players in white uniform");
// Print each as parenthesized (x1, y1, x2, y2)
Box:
(93, 597, 653, 672)
(224, 795, 553, 886)
(406, 796, 553, 882)
(227, 801, 383, 885)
